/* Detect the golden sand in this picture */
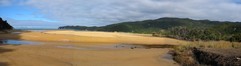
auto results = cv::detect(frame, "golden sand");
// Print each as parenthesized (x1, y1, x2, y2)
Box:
(0, 30, 186, 45)
(0, 30, 181, 66)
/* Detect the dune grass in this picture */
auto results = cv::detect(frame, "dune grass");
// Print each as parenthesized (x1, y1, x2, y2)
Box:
(171, 41, 241, 66)
(174, 41, 241, 52)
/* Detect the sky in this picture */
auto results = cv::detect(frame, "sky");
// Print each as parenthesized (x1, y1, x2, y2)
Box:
(0, 0, 241, 28)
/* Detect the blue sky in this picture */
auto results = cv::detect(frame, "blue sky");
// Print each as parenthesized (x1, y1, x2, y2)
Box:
(0, 0, 60, 28)
(0, 0, 241, 28)
(0, 5, 47, 21)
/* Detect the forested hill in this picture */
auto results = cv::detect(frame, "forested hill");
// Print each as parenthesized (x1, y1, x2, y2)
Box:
(59, 17, 241, 33)
(0, 17, 13, 31)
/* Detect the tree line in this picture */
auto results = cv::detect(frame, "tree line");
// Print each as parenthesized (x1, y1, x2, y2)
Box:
(59, 17, 241, 42)
(164, 26, 241, 42)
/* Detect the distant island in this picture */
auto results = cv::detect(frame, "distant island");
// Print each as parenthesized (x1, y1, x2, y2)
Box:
(59, 17, 241, 42)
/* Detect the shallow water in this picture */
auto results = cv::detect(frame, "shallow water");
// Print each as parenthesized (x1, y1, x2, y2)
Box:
(0, 40, 42, 45)
(163, 53, 174, 60)
(55, 44, 145, 50)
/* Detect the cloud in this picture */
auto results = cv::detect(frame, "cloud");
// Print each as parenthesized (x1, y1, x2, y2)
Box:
(20, 0, 241, 26)
(4, 17, 64, 27)
(0, 0, 12, 6)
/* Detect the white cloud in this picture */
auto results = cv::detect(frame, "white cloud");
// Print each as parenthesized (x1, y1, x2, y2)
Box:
(21, 0, 241, 26)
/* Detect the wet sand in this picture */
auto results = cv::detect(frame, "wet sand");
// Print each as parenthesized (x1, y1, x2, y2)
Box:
(0, 30, 181, 66)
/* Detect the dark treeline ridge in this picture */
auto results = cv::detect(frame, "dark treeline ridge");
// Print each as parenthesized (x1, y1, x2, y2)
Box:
(0, 17, 13, 31)
(59, 17, 241, 42)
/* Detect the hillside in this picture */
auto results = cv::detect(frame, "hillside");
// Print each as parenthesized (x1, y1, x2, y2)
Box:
(0, 17, 13, 31)
(59, 17, 241, 33)
(59, 17, 241, 42)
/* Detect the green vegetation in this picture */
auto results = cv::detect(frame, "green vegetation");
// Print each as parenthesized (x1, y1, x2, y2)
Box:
(59, 17, 241, 42)
(165, 24, 241, 42)
(172, 41, 241, 66)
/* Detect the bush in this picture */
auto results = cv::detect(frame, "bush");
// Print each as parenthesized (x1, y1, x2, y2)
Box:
(165, 26, 223, 41)
(228, 33, 241, 42)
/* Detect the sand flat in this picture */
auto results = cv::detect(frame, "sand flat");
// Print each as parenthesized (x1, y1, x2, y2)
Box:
(44, 30, 186, 45)
(0, 43, 178, 66)
(0, 30, 181, 66)
(0, 30, 185, 45)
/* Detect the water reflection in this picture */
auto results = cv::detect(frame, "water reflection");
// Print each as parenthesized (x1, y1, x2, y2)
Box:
(0, 40, 42, 45)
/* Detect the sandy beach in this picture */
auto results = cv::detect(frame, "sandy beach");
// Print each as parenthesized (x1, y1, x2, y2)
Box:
(0, 30, 186, 45)
(0, 30, 182, 66)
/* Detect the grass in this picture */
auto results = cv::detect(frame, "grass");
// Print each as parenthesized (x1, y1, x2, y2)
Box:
(171, 41, 241, 66)
(174, 41, 241, 52)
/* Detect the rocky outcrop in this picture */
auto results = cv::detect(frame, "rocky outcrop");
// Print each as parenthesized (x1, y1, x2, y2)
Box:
(193, 48, 241, 66)
(0, 17, 13, 31)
